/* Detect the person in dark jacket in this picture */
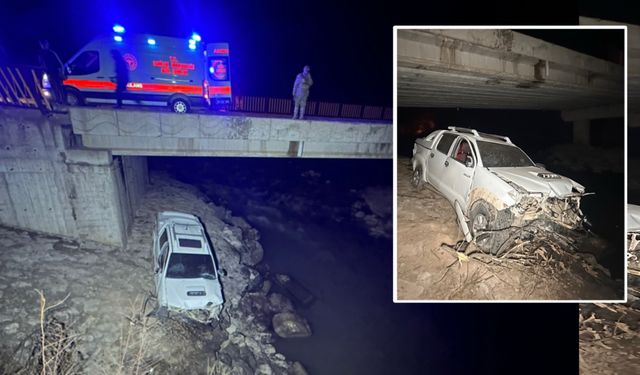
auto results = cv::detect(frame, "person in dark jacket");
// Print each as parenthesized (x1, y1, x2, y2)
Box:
(111, 49, 129, 108)
(38, 40, 65, 105)
(292, 65, 313, 119)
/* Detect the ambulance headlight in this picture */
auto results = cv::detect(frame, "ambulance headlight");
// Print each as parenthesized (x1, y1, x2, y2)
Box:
(191, 33, 201, 42)
(147, 38, 156, 45)
(114, 35, 123, 42)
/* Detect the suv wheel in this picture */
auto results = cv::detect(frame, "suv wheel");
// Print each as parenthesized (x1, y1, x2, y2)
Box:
(469, 200, 498, 254)
(411, 168, 424, 189)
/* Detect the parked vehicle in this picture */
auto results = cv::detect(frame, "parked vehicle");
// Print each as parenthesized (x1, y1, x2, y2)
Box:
(48, 29, 231, 113)
(152, 211, 224, 322)
(411, 126, 589, 254)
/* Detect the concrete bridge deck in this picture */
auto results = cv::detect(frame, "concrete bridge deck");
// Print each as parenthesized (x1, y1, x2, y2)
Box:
(69, 107, 393, 158)
(397, 29, 624, 111)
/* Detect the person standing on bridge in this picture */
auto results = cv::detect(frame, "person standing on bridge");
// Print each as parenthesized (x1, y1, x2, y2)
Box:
(111, 50, 129, 108)
(38, 40, 65, 106)
(292, 65, 313, 119)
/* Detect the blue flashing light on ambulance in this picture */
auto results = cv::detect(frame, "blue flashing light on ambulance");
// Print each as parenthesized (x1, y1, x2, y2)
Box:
(56, 27, 232, 113)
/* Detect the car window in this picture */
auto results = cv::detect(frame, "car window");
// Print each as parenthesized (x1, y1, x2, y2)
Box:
(436, 133, 456, 155)
(451, 138, 473, 164)
(68, 51, 100, 75)
(166, 253, 216, 279)
(159, 228, 168, 249)
(476, 141, 535, 168)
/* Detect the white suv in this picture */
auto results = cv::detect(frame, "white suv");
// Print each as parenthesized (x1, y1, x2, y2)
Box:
(152, 211, 224, 322)
(412, 127, 588, 254)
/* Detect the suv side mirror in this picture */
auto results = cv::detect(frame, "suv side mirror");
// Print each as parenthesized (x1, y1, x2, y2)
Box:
(219, 269, 228, 277)
(535, 162, 546, 170)
(464, 155, 475, 168)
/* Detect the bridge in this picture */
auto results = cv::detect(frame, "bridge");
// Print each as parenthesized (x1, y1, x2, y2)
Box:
(70, 107, 392, 158)
(0, 65, 391, 248)
(397, 28, 624, 144)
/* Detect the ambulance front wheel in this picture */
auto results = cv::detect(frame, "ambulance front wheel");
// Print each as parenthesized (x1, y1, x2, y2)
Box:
(169, 96, 190, 114)
(65, 88, 84, 106)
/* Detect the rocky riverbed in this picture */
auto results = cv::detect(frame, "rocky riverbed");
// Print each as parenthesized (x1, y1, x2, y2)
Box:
(0, 172, 309, 374)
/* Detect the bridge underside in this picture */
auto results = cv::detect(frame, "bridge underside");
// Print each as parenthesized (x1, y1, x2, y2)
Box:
(397, 29, 623, 111)
(70, 108, 392, 159)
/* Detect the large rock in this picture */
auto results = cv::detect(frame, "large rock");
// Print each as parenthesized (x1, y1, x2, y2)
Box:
(268, 293, 294, 313)
(288, 362, 309, 375)
(272, 312, 311, 338)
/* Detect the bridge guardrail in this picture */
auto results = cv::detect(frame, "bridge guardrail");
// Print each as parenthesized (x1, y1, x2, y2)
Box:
(232, 95, 392, 121)
(0, 64, 391, 121)
(0, 65, 52, 112)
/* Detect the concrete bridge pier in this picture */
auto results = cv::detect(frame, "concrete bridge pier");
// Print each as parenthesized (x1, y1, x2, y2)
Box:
(561, 104, 624, 145)
(0, 107, 147, 246)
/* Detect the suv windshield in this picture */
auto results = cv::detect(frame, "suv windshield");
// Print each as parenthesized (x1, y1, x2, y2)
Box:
(476, 141, 534, 168)
(166, 253, 216, 279)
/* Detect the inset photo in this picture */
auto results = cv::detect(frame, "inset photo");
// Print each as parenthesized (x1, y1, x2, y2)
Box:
(394, 26, 626, 301)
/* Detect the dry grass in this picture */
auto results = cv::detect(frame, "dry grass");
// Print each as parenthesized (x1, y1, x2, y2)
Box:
(101, 295, 159, 375)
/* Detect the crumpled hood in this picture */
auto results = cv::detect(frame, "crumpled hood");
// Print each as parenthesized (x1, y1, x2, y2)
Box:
(489, 166, 584, 197)
(165, 277, 223, 310)
(628, 204, 640, 232)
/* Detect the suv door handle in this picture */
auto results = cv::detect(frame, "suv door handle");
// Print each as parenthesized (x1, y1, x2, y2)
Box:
(444, 160, 449, 167)
(430, 153, 434, 158)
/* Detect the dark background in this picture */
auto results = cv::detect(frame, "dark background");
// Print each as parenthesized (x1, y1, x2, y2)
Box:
(0, 0, 584, 106)
(1, 0, 631, 373)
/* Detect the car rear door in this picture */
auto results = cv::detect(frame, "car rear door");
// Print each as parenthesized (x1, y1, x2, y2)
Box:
(427, 132, 457, 193)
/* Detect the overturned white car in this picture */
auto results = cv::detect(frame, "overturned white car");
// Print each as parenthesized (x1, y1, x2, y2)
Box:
(152, 211, 224, 322)
(412, 127, 589, 255)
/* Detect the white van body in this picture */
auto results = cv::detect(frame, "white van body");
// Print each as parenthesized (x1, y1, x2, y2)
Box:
(61, 34, 231, 112)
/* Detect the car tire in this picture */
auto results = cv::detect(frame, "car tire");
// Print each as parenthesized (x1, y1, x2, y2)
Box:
(65, 89, 83, 106)
(170, 97, 190, 113)
(411, 167, 425, 190)
(469, 200, 501, 255)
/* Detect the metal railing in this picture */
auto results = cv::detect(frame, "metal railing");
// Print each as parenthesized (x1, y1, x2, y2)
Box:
(0, 65, 53, 112)
(0, 64, 392, 121)
(231, 95, 392, 121)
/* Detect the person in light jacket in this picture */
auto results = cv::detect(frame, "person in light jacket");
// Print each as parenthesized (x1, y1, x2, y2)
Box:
(292, 65, 313, 119)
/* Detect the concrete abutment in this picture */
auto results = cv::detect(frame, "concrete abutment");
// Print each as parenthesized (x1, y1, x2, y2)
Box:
(0, 107, 147, 246)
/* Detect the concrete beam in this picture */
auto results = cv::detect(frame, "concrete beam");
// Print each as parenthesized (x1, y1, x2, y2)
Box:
(561, 104, 624, 122)
(69, 108, 392, 159)
(397, 29, 623, 110)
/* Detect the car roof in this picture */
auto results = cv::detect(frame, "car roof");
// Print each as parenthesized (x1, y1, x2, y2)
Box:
(157, 211, 211, 255)
(444, 126, 514, 145)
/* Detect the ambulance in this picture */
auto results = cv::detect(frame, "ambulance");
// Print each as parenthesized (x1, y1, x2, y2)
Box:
(59, 32, 231, 113)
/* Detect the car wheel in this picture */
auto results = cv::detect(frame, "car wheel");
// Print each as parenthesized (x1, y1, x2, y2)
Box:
(469, 200, 513, 255)
(65, 90, 83, 106)
(411, 167, 424, 189)
(170, 98, 190, 113)
(469, 200, 497, 254)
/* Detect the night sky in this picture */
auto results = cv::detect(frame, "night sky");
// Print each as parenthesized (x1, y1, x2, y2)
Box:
(0, 0, 583, 107)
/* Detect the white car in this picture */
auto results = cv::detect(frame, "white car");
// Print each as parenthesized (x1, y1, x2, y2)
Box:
(411, 126, 588, 254)
(152, 211, 224, 322)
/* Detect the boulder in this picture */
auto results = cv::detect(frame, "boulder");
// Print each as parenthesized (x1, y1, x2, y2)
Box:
(288, 362, 309, 375)
(272, 312, 311, 338)
(268, 293, 294, 313)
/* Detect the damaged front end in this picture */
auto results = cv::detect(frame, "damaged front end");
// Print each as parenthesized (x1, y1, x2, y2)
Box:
(511, 193, 589, 230)
(496, 170, 590, 231)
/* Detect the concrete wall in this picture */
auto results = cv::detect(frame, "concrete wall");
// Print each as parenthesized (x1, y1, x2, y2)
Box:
(0, 107, 147, 246)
